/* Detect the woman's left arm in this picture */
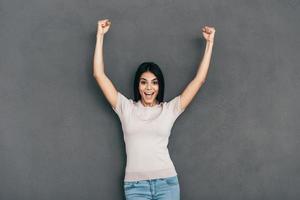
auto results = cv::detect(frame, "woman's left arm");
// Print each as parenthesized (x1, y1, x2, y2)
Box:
(180, 26, 216, 110)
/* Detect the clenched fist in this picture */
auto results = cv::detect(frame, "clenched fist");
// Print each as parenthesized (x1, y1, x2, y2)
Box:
(97, 19, 111, 35)
(201, 26, 216, 43)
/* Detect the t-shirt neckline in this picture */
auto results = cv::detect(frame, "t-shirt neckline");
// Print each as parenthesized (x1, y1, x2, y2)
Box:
(137, 100, 162, 109)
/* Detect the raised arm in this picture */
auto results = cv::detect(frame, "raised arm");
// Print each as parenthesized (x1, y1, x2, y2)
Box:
(93, 19, 118, 109)
(180, 26, 216, 110)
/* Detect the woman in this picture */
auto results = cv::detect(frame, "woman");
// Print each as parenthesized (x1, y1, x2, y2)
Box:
(93, 19, 215, 200)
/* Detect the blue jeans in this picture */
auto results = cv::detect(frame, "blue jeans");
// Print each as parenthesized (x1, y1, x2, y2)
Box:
(123, 175, 180, 200)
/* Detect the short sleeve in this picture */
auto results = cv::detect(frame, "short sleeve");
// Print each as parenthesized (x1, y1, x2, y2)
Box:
(165, 95, 185, 120)
(111, 91, 134, 119)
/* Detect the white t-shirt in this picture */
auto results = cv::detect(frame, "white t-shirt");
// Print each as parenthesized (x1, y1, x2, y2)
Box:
(112, 91, 185, 181)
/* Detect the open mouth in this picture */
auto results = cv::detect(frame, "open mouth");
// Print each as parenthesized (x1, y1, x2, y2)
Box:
(144, 92, 154, 97)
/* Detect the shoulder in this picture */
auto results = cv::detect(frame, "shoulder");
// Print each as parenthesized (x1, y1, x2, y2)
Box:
(112, 91, 135, 119)
(163, 95, 185, 119)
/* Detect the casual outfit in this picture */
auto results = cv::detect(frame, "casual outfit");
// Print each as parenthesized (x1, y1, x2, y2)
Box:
(112, 91, 185, 199)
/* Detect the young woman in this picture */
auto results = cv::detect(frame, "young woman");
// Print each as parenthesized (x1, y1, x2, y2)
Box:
(93, 19, 215, 200)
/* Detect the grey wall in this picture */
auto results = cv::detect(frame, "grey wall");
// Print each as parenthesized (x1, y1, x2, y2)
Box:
(0, 0, 299, 199)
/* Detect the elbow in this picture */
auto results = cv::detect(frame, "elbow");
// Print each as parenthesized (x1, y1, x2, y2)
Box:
(194, 76, 206, 85)
(93, 65, 105, 78)
(93, 71, 104, 78)
(93, 73, 99, 78)
(200, 79, 206, 85)
(93, 73, 106, 81)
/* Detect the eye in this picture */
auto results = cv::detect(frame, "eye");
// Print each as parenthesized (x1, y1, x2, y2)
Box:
(140, 81, 146, 84)
(153, 81, 158, 85)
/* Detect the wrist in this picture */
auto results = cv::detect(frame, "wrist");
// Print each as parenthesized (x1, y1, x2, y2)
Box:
(97, 33, 105, 38)
(206, 40, 214, 45)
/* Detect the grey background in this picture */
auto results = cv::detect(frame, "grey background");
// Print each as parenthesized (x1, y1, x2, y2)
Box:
(0, 0, 299, 199)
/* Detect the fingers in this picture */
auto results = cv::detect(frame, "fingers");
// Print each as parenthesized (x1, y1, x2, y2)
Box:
(102, 20, 111, 27)
(101, 20, 111, 27)
(202, 25, 216, 33)
(98, 19, 111, 27)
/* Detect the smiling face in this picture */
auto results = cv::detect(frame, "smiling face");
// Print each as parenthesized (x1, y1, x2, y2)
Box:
(139, 71, 159, 107)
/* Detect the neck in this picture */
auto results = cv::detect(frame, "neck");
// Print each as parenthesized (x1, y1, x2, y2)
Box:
(141, 99, 158, 107)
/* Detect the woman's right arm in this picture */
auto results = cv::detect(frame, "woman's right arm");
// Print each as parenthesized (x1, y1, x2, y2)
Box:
(93, 19, 118, 109)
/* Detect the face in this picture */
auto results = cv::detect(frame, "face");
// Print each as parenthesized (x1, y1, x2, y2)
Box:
(139, 71, 159, 106)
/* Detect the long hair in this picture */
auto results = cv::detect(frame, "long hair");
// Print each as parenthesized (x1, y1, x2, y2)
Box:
(133, 62, 165, 103)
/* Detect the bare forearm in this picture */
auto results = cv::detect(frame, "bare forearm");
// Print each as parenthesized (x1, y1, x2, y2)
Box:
(93, 34, 105, 77)
(194, 41, 214, 83)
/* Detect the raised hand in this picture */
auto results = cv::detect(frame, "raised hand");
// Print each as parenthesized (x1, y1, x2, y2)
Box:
(201, 25, 216, 43)
(97, 19, 111, 35)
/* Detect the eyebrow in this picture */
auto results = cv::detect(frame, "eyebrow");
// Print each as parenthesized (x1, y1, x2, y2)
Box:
(140, 78, 158, 81)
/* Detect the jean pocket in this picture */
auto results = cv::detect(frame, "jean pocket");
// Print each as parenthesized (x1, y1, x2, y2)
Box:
(165, 176, 179, 186)
(124, 181, 139, 189)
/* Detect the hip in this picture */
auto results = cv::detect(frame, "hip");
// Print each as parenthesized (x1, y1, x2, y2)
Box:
(124, 175, 180, 200)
